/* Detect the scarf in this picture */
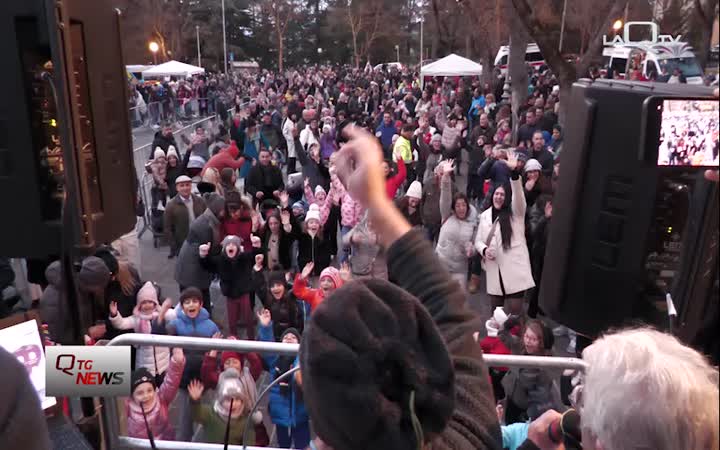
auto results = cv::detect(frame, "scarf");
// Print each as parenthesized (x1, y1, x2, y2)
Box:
(135, 308, 159, 334)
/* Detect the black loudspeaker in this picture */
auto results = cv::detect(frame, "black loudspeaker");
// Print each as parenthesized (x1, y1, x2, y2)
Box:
(540, 80, 718, 338)
(0, 0, 135, 258)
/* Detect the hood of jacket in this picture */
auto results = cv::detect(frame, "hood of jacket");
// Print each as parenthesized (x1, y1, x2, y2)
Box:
(45, 260, 63, 288)
(176, 306, 211, 324)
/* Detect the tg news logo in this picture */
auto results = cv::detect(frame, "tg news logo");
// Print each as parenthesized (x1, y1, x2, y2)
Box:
(46, 346, 131, 396)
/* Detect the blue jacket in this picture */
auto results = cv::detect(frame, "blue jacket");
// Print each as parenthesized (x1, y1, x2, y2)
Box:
(167, 307, 219, 387)
(468, 96, 486, 122)
(502, 422, 529, 450)
(258, 324, 308, 427)
(375, 122, 397, 149)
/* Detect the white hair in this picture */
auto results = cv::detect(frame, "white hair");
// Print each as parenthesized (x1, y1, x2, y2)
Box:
(581, 328, 719, 450)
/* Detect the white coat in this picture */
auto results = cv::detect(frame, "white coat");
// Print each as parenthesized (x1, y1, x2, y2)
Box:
(435, 173, 478, 275)
(282, 117, 296, 158)
(475, 177, 535, 296)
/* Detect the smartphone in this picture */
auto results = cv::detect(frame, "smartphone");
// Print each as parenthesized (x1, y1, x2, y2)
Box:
(645, 96, 719, 168)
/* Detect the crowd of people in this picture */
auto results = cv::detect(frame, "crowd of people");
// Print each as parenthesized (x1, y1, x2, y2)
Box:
(2, 63, 718, 450)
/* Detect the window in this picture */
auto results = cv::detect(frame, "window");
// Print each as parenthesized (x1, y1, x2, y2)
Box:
(610, 57, 627, 75)
(526, 52, 544, 63)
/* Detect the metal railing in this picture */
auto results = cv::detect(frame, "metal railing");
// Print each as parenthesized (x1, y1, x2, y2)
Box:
(129, 97, 219, 130)
(102, 333, 587, 450)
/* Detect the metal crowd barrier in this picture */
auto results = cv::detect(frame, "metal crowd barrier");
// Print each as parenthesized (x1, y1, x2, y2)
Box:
(129, 98, 219, 129)
(102, 333, 588, 450)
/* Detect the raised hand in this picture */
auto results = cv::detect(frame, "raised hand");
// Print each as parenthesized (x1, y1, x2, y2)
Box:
(199, 242, 211, 258)
(442, 159, 455, 176)
(278, 191, 290, 208)
(254, 254, 265, 271)
(304, 177, 310, 188)
(257, 308, 272, 327)
(251, 210, 260, 231)
(188, 379, 204, 402)
(339, 262, 352, 282)
(250, 235, 262, 248)
(505, 151, 519, 171)
(109, 301, 118, 317)
(334, 126, 385, 208)
(300, 262, 315, 280)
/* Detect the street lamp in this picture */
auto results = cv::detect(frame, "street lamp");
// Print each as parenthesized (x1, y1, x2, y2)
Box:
(395, 44, 400, 63)
(612, 20, 623, 32)
(148, 41, 159, 65)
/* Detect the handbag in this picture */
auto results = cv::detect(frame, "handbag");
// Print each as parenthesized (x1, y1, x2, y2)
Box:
(480, 217, 500, 270)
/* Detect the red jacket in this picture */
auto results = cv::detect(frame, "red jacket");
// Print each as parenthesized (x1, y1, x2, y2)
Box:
(292, 274, 325, 311)
(220, 214, 253, 243)
(385, 157, 406, 199)
(480, 336, 511, 371)
(203, 142, 245, 175)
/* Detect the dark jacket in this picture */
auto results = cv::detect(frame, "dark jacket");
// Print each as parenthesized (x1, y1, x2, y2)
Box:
(175, 208, 222, 290)
(260, 123, 285, 151)
(260, 227, 294, 271)
(150, 132, 178, 159)
(295, 137, 330, 191)
(165, 148, 191, 198)
(203, 248, 262, 299)
(245, 164, 285, 200)
(252, 269, 304, 340)
(396, 197, 423, 227)
(387, 230, 502, 448)
(164, 194, 207, 256)
(517, 124, 539, 146)
(293, 231, 333, 277)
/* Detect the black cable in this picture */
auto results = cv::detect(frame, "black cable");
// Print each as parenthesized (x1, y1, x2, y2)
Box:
(241, 366, 301, 449)
(224, 398, 234, 450)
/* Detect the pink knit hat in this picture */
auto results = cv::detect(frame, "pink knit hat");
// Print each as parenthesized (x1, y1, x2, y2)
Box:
(319, 267, 343, 290)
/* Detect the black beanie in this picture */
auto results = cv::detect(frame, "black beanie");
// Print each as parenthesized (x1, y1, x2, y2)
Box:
(300, 279, 455, 450)
(131, 368, 156, 394)
(179, 287, 204, 305)
(280, 327, 300, 342)
(268, 271, 286, 287)
(94, 246, 119, 275)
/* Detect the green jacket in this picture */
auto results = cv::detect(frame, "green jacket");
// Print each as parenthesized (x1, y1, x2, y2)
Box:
(163, 194, 206, 254)
(191, 401, 255, 445)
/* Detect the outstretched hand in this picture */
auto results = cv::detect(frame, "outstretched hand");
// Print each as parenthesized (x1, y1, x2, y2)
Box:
(257, 308, 272, 327)
(300, 262, 315, 280)
(188, 379, 204, 402)
(339, 262, 352, 281)
(334, 126, 386, 208)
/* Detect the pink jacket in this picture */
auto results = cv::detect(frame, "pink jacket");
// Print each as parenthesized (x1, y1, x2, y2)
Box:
(304, 184, 334, 226)
(126, 352, 185, 441)
(330, 178, 363, 228)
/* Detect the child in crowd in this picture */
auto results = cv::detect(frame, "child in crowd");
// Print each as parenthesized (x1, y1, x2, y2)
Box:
(151, 147, 168, 208)
(252, 254, 305, 340)
(288, 204, 334, 277)
(477, 307, 511, 402)
(292, 262, 346, 312)
(257, 310, 310, 449)
(188, 368, 262, 445)
(199, 234, 262, 339)
(109, 281, 176, 378)
(200, 342, 268, 446)
(126, 347, 185, 441)
(165, 287, 220, 442)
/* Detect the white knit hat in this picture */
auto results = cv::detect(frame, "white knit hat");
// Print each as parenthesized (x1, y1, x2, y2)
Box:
(406, 180, 423, 199)
(314, 185, 326, 196)
(153, 147, 165, 160)
(524, 158, 542, 173)
(493, 307, 509, 328)
(166, 145, 179, 160)
(305, 208, 321, 223)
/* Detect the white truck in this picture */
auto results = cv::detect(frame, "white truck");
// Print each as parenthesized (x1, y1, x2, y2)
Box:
(601, 42, 704, 85)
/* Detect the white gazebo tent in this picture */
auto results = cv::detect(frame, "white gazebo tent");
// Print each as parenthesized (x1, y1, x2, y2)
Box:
(420, 53, 483, 79)
(142, 60, 205, 78)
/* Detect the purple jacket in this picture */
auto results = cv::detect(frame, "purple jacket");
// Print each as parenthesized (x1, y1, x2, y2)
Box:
(126, 353, 185, 440)
(320, 132, 337, 160)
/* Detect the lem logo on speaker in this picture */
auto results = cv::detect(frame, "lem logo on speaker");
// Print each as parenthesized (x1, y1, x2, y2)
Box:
(46, 346, 131, 397)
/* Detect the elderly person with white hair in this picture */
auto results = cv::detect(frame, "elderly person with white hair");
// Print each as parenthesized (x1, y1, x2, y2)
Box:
(519, 327, 719, 450)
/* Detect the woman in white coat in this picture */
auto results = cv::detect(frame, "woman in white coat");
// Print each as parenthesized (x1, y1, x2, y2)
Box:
(475, 153, 535, 308)
(436, 160, 478, 290)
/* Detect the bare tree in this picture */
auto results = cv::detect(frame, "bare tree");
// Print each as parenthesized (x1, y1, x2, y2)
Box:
(653, 0, 719, 67)
(261, 0, 293, 71)
(510, 0, 624, 123)
(509, 14, 529, 143)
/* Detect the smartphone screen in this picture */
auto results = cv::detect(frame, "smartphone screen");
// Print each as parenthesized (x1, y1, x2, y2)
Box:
(658, 99, 719, 167)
